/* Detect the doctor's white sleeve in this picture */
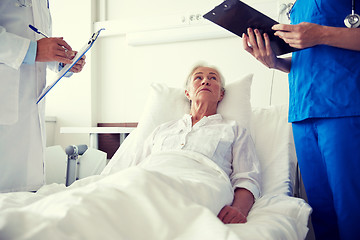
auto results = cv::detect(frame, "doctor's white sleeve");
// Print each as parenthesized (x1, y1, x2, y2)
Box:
(0, 26, 31, 70)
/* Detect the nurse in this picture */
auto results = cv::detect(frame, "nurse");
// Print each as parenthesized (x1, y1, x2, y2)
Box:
(242, 0, 360, 239)
(0, 0, 85, 193)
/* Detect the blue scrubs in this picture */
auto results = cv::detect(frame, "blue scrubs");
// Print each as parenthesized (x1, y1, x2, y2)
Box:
(292, 118, 360, 240)
(289, 0, 360, 239)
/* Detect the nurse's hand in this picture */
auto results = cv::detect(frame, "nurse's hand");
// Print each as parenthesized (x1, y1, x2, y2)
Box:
(242, 28, 277, 69)
(36, 37, 74, 64)
(69, 53, 86, 73)
(272, 22, 322, 49)
(243, 27, 292, 73)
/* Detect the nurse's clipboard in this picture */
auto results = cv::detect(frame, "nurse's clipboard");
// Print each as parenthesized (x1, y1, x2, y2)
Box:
(203, 0, 297, 56)
(36, 28, 105, 104)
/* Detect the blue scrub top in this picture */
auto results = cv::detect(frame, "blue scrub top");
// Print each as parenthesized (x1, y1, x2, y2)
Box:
(288, 0, 360, 122)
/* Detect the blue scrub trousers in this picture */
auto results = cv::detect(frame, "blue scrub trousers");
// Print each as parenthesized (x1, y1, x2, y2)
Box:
(292, 116, 360, 240)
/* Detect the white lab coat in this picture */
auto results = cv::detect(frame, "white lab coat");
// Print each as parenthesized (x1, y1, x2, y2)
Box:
(0, 0, 51, 192)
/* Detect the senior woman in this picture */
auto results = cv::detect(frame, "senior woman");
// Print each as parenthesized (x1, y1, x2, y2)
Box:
(0, 65, 261, 239)
(138, 65, 262, 224)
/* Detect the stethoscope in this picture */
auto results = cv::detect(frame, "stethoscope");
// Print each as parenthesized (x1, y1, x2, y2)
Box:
(344, 0, 360, 28)
(285, 0, 360, 28)
(15, 0, 50, 9)
(15, 0, 32, 8)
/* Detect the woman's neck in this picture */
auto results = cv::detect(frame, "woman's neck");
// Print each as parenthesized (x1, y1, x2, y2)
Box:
(189, 102, 217, 126)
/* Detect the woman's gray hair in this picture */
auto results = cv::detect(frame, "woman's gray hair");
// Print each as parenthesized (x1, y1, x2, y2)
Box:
(185, 64, 226, 92)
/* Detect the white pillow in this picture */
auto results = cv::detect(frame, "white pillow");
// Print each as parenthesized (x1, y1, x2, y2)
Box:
(102, 74, 253, 174)
(250, 105, 297, 196)
(217, 73, 253, 129)
(137, 73, 253, 138)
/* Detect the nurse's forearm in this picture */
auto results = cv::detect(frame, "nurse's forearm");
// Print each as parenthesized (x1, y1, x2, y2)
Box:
(274, 57, 292, 73)
(320, 26, 360, 51)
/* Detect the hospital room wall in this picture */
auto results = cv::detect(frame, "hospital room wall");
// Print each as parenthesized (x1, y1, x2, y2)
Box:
(45, 0, 290, 148)
(93, 0, 290, 123)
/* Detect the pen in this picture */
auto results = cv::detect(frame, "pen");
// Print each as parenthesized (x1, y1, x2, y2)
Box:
(29, 24, 72, 69)
(29, 24, 49, 38)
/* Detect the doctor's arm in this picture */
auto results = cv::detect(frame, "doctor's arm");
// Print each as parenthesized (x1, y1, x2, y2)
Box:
(272, 22, 360, 51)
(0, 26, 31, 69)
(36, 37, 73, 64)
(36, 38, 86, 73)
(242, 28, 292, 73)
(242, 23, 360, 73)
(27, 38, 85, 75)
(0, 25, 77, 69)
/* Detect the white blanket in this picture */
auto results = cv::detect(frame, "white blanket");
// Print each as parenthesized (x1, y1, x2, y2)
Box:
(0, 105, 312, 240)
(0, 151, 243, 240)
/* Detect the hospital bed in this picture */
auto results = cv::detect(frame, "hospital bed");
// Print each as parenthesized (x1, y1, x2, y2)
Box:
(0, 74, 312, 240)
(44, 144, 107, 186)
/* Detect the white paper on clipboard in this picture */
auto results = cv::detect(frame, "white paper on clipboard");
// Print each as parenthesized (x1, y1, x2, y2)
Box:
(36, 28, 105, 104)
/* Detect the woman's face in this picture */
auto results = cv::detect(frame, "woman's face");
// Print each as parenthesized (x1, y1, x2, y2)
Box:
(185, 67, 224, 105)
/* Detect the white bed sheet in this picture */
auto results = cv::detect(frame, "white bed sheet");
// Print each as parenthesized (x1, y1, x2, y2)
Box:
(0, 105, 311, 240)
(0, 151, 240, 240)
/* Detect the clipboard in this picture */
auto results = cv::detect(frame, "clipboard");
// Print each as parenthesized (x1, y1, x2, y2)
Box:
(36, 28, 105, 104)
(203, 0, 296, 56)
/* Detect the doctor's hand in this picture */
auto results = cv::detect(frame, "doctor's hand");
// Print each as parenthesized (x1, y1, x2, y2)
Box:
(36, 37, 74, 64)
(69, 53, 86, 73)
(243, 27, 292, 73)
(217, 205, 247, 224)
(242, 28, 277, 69)
(272, 22, 322, 49)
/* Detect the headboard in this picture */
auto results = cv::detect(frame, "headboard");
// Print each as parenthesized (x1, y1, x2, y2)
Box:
(97, 123, 138, 159)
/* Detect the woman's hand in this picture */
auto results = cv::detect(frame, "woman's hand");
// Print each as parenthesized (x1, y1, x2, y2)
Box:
(218, 205, 247, 224)
(218, 188, 255, 224)
(272, 22, 323, 49)
(242, 28, 277, 69)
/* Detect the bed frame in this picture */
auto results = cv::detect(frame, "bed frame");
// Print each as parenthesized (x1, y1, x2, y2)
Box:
(97, 122, 138, 159)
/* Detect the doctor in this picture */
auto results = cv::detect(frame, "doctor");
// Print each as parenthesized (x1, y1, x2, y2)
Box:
(242, 0, 360, 239)
(0, 0, 85, 192)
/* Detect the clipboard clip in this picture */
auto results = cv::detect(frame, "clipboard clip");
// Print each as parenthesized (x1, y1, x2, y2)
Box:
(88, 28, 105, 44)
(223, 0, 238, 10)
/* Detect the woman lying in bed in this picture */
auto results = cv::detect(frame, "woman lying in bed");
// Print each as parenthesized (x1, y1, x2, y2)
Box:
(0, 65, 261, 240)
(136, 65, 261, 224)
